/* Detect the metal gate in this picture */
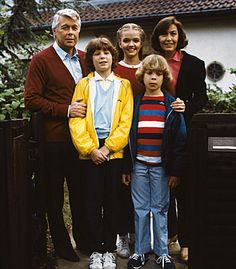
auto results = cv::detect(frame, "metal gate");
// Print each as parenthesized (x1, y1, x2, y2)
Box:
(0, 119, 31, 269)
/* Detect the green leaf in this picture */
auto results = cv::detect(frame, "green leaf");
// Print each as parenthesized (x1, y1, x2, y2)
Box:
(11, 100, 21, 109)
(0, 114, 6, 121)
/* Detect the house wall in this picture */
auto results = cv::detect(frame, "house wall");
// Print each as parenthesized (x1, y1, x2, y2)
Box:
(183, 17, 236, 92)
(76, 31, 96, 51)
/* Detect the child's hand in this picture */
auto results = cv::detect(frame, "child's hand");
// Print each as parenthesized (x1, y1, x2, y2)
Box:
(121, 174, 131, 186)
(99, 145, 110, 158)
(90, 149, 107, 165)
(170, 98, 185, 112)
(168, 176, 180, 188)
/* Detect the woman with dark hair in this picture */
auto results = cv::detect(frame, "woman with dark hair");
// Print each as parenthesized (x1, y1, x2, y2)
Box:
(151, 16, 208, 262)
(151, 16, 188, 55)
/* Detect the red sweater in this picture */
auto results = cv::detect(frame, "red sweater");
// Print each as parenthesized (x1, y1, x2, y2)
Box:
(24, 45, 88, 142)
(114, 63, 145, 97)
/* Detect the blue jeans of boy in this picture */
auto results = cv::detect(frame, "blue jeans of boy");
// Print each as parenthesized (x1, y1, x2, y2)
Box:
(131, 161, 169, 256)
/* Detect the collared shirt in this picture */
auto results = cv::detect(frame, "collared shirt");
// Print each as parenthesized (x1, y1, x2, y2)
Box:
(94, 71, 115, 139)
(94, 71, 114, 91)
(118, 60, 142, 69)
(53, 42, 82, 84)
(167, 50, 183, 95)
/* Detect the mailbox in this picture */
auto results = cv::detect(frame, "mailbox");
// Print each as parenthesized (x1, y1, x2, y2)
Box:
(188, 113, 236, 269)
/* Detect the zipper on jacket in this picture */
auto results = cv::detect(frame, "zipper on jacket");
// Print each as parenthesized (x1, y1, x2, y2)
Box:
(128, 136, 135, 167)
(85, 78, 100, 150)
(166, 108, 174, 123)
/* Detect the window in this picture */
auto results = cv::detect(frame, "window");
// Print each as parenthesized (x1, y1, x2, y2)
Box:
(207, 61, 225, 82)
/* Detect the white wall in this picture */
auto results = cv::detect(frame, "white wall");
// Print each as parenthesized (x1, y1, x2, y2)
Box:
(76, 32, 95, 50)
(183, 18, 236, 92)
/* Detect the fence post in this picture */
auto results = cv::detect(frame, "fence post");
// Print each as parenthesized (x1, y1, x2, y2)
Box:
(0, 119, 31, 269)
(28, 112, 48, 267)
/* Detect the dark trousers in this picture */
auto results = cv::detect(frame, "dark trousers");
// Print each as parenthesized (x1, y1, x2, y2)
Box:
(168, 173, 190, 247)
(81, 159, 122, 253)
(168, 189, 178, 239)
(168, 120, 192, 248)
(116, 182, 135, 236)
(45, 142, 86, 252)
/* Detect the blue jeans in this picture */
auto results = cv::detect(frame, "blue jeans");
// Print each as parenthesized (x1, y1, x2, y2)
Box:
(131, 161, 169, 256)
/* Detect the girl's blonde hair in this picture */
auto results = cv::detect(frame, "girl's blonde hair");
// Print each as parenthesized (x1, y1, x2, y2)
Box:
(116, 23, 146, 61)
(136, 54, 172, 89)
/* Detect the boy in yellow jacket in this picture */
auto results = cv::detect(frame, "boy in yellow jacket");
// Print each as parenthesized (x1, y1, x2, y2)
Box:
(69, 37, 133, 269)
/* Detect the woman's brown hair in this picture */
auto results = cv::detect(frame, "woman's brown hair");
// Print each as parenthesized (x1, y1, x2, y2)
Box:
(151, 16, 188, 53)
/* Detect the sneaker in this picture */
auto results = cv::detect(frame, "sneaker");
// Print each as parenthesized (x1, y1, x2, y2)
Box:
(117, 235, 130, 258)
(127, 253, 149, 269)
(89, 252, 103, 269)
(155, 255, 176, 269)
(103, 252, 116, 269)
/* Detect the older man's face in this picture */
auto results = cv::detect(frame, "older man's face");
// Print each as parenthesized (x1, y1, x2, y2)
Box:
(54, 15, 80, 55)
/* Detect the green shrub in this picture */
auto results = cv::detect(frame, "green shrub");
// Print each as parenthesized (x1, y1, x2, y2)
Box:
(204, 86, 236, 113)
(0, 57, 29, 120)
(203, 68, 236, 113)
(0, 35, 50, 120)
(0, 87, 30, 120)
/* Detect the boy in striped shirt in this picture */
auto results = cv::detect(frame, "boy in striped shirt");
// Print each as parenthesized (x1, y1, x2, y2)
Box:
(123, 54, 187, 269)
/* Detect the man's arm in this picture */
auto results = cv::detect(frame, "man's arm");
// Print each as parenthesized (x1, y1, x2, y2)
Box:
(24, 55, 69, 117)
(24, 55, 86, 118)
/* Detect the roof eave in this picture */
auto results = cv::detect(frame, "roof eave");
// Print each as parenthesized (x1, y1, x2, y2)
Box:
(81, 7, 236, 26)
(29, 7, 236, 32)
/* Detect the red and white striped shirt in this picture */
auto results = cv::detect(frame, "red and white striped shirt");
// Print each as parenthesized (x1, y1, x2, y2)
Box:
(137, 95, 166, 165)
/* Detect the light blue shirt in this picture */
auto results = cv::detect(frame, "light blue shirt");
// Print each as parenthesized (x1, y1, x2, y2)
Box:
(94, 72, 114, 139)
(53, 42, 82, 83)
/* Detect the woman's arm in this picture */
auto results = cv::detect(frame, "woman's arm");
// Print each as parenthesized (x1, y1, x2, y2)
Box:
(171, 97, 185, 112)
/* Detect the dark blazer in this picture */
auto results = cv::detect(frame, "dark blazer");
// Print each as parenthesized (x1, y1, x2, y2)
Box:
(176, 51, 208, 127)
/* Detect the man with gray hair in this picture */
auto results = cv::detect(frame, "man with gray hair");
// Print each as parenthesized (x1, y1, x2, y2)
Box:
(24, 8, 88, 262)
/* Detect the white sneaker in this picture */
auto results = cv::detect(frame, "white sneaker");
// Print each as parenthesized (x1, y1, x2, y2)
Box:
(155, 255, 176, 269)
(117, 235, 130, 258)
(89, 252, 103, 269)
(103, 252, 116, 269)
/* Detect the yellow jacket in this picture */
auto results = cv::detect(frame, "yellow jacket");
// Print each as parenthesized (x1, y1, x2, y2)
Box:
(69, 72, 133, 160)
